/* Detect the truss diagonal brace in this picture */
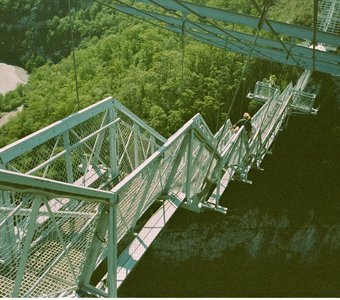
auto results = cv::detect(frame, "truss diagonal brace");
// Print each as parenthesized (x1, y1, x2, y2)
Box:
(136, 0, 340, 47)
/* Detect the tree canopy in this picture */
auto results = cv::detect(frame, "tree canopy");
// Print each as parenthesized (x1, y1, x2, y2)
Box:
(0, 0, 326, 148)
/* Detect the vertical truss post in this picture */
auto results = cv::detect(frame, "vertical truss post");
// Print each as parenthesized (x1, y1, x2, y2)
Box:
(108, 107, 119, 179)
(12, 196, 42, 297)
(78, 205, 109, 290)
(107, 197, 117, 297)
(214, 159, 224, 207)
(90, 111, 108, 170)
(133, 122, 140, 168)
(130, 159, 161, 230)
(63, 131, 74, 183)
(0, 192, 16, 265)
(185, 129, 194, 203)
(163, 136, 189, 194)
(150, 136, 156, 154)
(0, 163, 16, 265)
(190, 143, 205, 191)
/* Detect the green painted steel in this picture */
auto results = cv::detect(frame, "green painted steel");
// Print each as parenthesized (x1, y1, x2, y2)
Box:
(135, 0, 340, 46)
(0, 169, 114, 204)
(166, 24, 340, 75)
(0, 97, 168, 297)
(0, 1, 330, 296)
(110, 2, 340, 75)
(0, 72, 316, 296)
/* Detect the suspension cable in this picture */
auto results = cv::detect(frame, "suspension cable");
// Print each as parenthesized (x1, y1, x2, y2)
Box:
(181, 14, 187, 90)
(68, 0, 80, 111)
(312, 0, 319, 73)
(249, 0, 302, 69)
(94, 0, 233, 53)
(202, 0, 272, 183)
(171, 0, 275, 64)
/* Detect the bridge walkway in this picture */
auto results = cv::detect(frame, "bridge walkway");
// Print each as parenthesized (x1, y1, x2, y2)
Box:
(0, 69, 316, 297)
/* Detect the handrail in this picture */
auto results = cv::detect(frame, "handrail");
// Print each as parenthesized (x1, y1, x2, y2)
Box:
(0, 169, 115, 204)
(111, 113, 223, 195)
(0, 98, 166, 164)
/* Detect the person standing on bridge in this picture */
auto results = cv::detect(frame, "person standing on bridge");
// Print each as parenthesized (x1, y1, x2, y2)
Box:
(232, 112, 253, 138)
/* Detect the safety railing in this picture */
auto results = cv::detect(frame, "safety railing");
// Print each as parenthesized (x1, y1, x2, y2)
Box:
(0, 169, 115, 297)
(0, 101, 231, 297)
(0, 68, 312, 297)
(0, 97, 164, 250)
(247, 81, 281, 103)
(0, 97, 165, 183)
(290, 90, 317, 114)
(295, 70, 312, 91)
(248, 70, 317, 115)
(0, 97, 165, 297)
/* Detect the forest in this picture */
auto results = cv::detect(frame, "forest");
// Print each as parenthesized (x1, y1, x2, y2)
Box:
(0, 0, 337, 149)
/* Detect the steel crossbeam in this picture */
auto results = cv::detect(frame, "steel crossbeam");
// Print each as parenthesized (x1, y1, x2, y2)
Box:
(135, 0, 340, 45)
(109, 1, 340, 75)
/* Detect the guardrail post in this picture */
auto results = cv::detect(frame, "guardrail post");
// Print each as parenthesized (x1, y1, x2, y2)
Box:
(107, 197, 118, 297)
(133, 122, 140, 168)
(0, 163, 16, 265)
(63, 131, 74, 183)
(12, 196, 42, 297)
(78, 204, 109, 289)
(108, 107, 119, 179)
(185, 129, 194, 204)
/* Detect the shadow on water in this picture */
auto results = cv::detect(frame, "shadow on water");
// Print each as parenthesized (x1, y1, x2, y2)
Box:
(118, 77, 340, 297)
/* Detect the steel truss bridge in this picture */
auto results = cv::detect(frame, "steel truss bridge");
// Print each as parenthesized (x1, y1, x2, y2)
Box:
(0, 0, 339, 297)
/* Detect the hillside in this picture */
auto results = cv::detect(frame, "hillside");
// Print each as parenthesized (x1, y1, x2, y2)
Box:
(0, 0, 333, 148)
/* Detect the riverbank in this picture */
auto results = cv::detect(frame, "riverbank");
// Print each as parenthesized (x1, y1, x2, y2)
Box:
(0, 63, 29, 95)
(0, 105, 24, 127)
(0, 63, 29, 127)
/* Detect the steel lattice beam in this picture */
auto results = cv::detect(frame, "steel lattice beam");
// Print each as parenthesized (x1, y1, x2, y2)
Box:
(110, 1, 340, 75)
(135, 0, 340, 46)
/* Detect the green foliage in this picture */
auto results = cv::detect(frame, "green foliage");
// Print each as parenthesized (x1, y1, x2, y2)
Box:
(269, 0, 314, 26)
(0, 0, 312, 148)
(0, 0, 120, 72)
(0, 85, 24, 112)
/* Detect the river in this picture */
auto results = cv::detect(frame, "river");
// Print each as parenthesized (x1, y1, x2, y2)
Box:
(118, 80, 340, 297)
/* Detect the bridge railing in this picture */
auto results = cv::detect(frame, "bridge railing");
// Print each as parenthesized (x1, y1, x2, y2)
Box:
(108, 113, 223, 242)
(295, 70, 312, 91)
(214, 119, 234, 153)
(0, 98, 165, 261)
(0, 97, 165, 185)
(0, 169, 115, 298)
(290, 90, 317, 114)
(0, 69, 308, 297)
(247, 81, 281, 103)
(0, 101, 235, 297)
(88, 113, 229, 294)
(0, 98, 167, 297)
(228, 82, 294, 177)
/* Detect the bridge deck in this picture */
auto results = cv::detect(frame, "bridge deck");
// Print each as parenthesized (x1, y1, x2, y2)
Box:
(0, 68, 317, 297)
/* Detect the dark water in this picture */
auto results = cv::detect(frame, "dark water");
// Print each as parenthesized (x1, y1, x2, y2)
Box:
(118, 80, 340, 297)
